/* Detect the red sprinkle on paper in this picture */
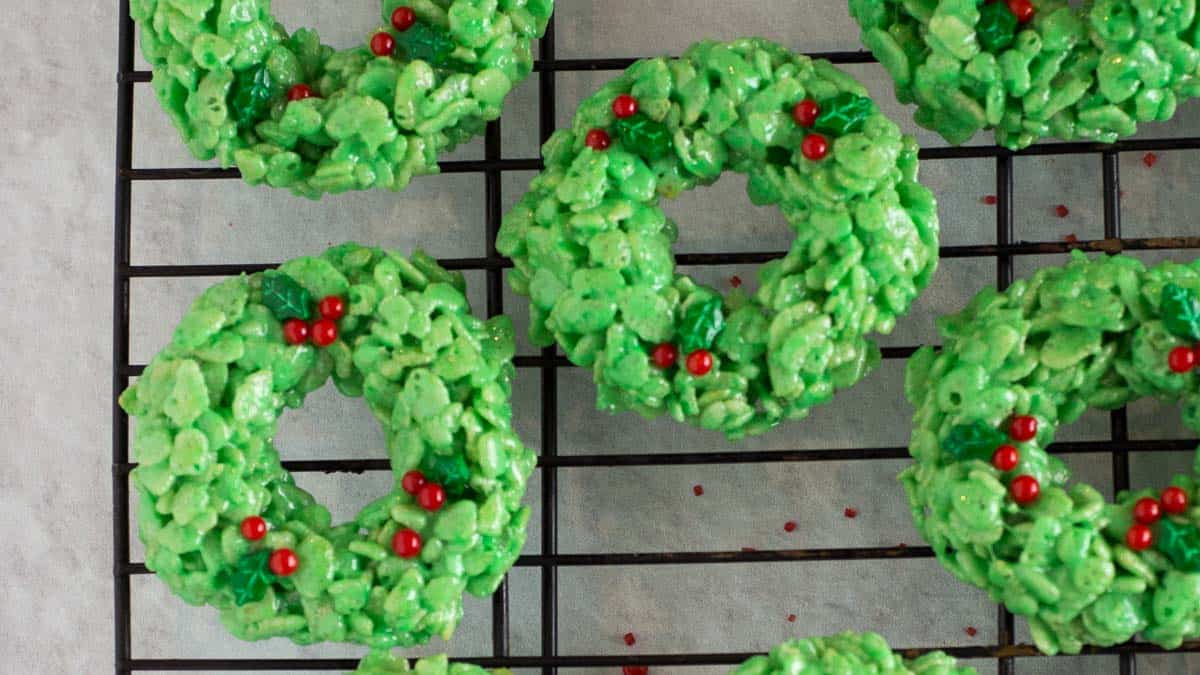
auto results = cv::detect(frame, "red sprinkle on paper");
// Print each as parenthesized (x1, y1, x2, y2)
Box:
(1055, 204, 1070, 218)
(844, 507, 859, 519)
(623, 667, 649, 675)
(1143, 152, 1158, 168)
(965, 626, 978, 637)
(787, 614, 797, 623)
(730, 275, 743, 288)
(982, 195, 997, 205)
(784, 521, 798, 532)
(623, 632, 637, 646)
(1063, 233, 1078, 244)
(692, 484, 704, 496)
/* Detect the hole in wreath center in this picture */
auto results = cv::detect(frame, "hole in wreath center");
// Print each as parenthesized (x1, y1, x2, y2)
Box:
(275, 383, 392, 525)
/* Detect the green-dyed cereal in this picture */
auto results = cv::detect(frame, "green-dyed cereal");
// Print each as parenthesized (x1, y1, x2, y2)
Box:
(498, 39, 940, 438)
(119, 243, 535, 648)
(904, 252, 1200, 654)
(131, 0, 553, 198)
(850, 0, 1200, 148)
(351, 632, 975, 675)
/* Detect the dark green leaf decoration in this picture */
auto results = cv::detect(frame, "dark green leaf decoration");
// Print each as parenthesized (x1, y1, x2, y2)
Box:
(396, 22, 457, 67)
(812, 92, 876, 137)
(229, 65, 275, 131)
(678, 296, 725, 354)
(224, 549, 276, 606)
(1157, 519, 1200, 571)
(614, 114, 673, 161)
(942, 421, 1007, 463)
(1161, 283, 1200, 341)
(421, 453, 472, 498)
(977, 1, 1017, 53)
(262, 271, 312, 321)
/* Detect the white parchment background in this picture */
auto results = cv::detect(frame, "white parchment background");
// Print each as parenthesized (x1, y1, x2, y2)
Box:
(3, 1, 1200, 673)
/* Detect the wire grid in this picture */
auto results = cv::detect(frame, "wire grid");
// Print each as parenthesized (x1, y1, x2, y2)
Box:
(112, 4, 1200, 673)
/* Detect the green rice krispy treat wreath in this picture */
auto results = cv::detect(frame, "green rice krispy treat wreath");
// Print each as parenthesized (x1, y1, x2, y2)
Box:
(497, 38, 940, 438)
(118, 243, 535, 647)
(349, 632, 974, 675)
(904, 251, 1200, 654)
(131, 0, 553, 198)
(849, 0, 1200, 149)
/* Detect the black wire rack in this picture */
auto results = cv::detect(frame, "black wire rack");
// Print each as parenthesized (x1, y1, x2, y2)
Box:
(113, 4, 1200, 673)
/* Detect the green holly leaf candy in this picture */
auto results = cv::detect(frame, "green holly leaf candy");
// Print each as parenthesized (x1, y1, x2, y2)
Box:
(223, 549, 276, 606)
(615, 114, 673, 161)
(1161, 283, 1200, 341)
(813, 92, 876, 137)
(678, 296, 724, 354)
(396, 22, 457, 67)
(422, 453, 472, 499)
(942, 420, 1008, 463)
(1157, 519, 1200, 572)
(229, 65, 274, 131)
(262, 271, 313, 321)
(976, 1, 1017, 53)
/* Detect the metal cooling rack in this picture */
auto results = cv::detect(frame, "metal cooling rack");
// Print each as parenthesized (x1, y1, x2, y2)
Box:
(114, 4, 1200, 673)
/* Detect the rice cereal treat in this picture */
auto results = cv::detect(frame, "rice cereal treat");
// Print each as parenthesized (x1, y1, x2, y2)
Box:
(119, 243, 535, 647)
(850, 0, 1200, 148)
(130, 0, 553, 197)
(905, 251, 1200, 653)
(498, 38, 940, 438)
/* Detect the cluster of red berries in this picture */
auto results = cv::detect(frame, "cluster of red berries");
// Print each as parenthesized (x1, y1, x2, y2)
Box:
(387, 470, 452, 559)
(791, 99, 828, 161)
(982, 415, 1042, 505)
(650, 343, 713, 376)
(583, 94, 642, 151)
(1167, 344, 1200, 373)
(369, 6, 419, 57)
(238, 516, 301, 576)
(1124, 487, 1190, 551)
(283, 295, 345, 348)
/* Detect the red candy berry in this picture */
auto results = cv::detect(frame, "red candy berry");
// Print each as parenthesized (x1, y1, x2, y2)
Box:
(311, 318, 338, 347)
(787, 614, 797, 623)
(585, 128, 612, 150)
(692, 485, 704, 496)
(783, 521, 797, 532)
(1006, 0, 1035, 23)
(801, 134, 829, 161)
(612, 95, 639, 119)
(1126, 523, 1154, 551)
(730, 275, 742, 288)
(623, 668, 649, 675)
(240, 516, 267, 541)
(370, 32, 396, 57)
(392, 528, 422, 558)
(623, 632, 637, 646)
(1143, 152, 1159, 168)
(991, 444, 1020, 472)
(269, 548, 299, 576)
(1009, 415, 1038, 442)
(685, 349, 713, 376)
(1133, 497, 1162, 525)
(417, 483, 446, 511)
(287, 84, 314, 101)
(843, 507, 858, 519)
(1162, 486, 1189, 514)
(318, 295, 345, 321)
(391, 6, 417, 31)
(651, 343, 678, 369)
(401, 470, 426, 495)
(282, 318, 310, 345)
(982, 195, 998, 205)
(1010, 475, 1041, 505)
(965, 626, 978, 637)
(1055, 204, 1070, 218)
(792, 99, 820, 127)
(1168, 346, 1196, 373)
